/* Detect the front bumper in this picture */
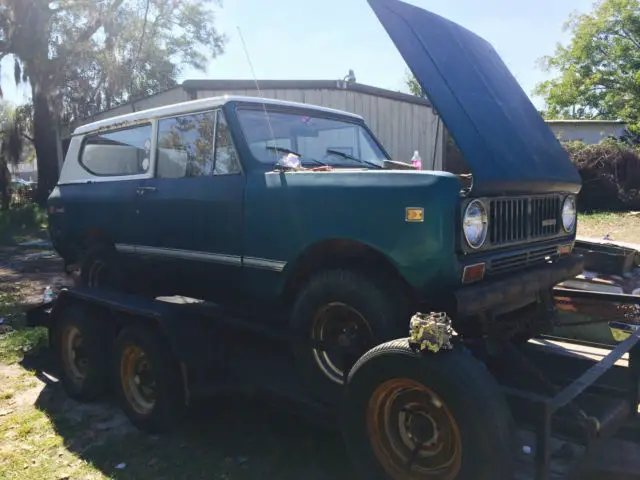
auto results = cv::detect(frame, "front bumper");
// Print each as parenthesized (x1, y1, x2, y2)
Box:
(455, 254, 584, 317)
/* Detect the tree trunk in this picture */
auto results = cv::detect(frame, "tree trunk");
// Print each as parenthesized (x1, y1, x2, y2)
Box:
(0, 160, 10, 211)
(32, 87, 60, 205)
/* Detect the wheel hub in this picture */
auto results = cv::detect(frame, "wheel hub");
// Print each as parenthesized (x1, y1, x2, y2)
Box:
(62, 326, 88, 383)
(311, 302, 373, 384)
(121, 346, 156, 415)
(402, 408, 439, 450)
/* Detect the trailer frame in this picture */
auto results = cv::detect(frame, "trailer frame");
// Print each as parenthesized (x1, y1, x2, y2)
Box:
(25, 284, 640, 480)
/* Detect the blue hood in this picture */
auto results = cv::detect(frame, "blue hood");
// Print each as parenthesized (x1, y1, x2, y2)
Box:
(368, 0, 582, 196)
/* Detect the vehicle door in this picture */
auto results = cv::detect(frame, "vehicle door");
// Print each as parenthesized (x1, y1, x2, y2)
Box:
(72, 123, 154, 252)
(132, 109, 246, 300)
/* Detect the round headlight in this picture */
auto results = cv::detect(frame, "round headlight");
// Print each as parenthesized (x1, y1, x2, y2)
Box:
(562, 196, 577, 233)
(463, 200, 488, 249)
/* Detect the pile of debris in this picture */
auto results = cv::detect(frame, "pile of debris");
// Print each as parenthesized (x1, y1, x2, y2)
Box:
(563, 141, 640, 211)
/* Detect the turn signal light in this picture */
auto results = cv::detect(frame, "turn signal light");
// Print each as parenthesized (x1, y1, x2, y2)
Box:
(558, 244, 573, 257)
(462, 263, 485, 284)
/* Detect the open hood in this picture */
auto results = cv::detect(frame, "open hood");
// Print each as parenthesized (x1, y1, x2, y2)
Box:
(368, 0, 582, 196)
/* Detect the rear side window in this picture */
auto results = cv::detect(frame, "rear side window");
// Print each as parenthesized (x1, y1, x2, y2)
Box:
(80, 124, 152, 176)
(157, 111, 215, 178)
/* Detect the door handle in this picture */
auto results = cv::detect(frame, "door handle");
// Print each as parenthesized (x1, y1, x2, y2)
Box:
(136, 186, 156, 195)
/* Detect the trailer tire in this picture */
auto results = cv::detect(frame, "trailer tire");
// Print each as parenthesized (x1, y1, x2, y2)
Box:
(55, 305, 112, 402)
(291, 269, 405, 404)
(113, 324, 186, 434)
(342, 339, 515, 480)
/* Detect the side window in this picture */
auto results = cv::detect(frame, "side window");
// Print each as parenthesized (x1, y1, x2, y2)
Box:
(157, 112, 215, 178)
(80, 124, 152, 176)
(214, 112, 242, 175)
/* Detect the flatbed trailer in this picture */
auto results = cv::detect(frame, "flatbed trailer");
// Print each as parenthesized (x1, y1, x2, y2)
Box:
(26, 284, 640, 480)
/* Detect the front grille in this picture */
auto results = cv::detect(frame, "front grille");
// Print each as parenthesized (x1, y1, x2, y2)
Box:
(489, 196, 561, 246)
(488, 245, 559, 276)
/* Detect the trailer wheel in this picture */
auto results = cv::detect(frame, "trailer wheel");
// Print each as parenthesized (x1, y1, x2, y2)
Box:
(113, 324, 186, 433)
(56, 305, 111, 402)
(291, 269, 405, 404)
(342, 339, 515, 480)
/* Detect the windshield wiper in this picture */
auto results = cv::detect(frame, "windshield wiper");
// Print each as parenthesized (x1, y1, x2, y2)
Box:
(266, 146, 327, 167)
(325, 149, 382, 169)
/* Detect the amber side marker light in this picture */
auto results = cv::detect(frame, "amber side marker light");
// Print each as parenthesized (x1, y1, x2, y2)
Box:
(405, 207, 424, 223)
(462, 263, 485, 284)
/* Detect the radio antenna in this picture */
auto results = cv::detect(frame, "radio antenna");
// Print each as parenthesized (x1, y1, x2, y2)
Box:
(237, 26, 277, 153)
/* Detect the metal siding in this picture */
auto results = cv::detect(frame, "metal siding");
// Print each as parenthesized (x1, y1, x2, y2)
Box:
(78, 88, 190, 126)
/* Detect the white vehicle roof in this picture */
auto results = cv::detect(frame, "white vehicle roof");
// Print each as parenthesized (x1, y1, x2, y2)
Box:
(74, 95, 364, 136)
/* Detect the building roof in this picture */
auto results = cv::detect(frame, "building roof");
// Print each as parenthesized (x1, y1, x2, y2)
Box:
(182, 79, 432, 107)
(545, 119, 626, 125)
(73, 95, 363, 136)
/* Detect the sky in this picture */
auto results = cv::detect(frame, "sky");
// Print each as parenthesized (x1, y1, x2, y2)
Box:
(1, 0, 596, 108)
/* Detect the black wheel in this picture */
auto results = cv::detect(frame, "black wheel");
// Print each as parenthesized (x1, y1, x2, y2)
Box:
(55, 305, 112, 402)
(79, 245, 124, 289)
(291, 269, 407, 404)
(113, 324, 186, 433)
(342, 339, 515, 480)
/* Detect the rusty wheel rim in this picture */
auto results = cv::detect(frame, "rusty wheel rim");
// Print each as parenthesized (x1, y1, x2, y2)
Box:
(367, 378, 462, 479)
(120, 345, 156, 415)
(311, 302, 373, 384)
(61, 325, 88, 385)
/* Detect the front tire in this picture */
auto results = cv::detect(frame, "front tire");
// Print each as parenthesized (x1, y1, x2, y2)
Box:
(342, 339, 515, 480)
(291, 269, 407, 404)
(113, 324, 186, 433)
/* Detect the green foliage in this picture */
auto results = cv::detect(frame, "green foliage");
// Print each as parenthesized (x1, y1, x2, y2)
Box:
(535, 0, 640, 132)
(406, 70, 425, 97)
(0, 204, 47, 244)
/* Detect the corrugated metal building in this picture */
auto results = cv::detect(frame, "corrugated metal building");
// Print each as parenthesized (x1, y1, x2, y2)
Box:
(546, 120, 628, 145)
(65, 79, 444, 170)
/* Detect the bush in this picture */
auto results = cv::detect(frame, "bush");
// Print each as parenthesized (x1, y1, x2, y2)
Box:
(0, 203, 47, 238)
(562, 139, 640, 211)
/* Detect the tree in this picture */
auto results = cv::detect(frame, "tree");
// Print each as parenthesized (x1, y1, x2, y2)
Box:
(406, 70, 425, 97)
(0, 0, 226, 204)
(0, 101, 24, 210)
(534, 0, 640, 132)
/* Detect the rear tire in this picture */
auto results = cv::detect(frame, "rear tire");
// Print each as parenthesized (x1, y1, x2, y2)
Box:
(342, 339, 515, 480)
(79, 245, 125, 289)
(113, 324, 186, 433)
(55, 304, 112, 402)
(290, 269, 407, 405)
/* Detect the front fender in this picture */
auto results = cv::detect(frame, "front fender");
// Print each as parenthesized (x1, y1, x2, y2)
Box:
(244, 170, 462, 297)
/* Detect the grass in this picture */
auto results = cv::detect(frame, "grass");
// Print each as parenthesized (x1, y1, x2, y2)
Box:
(0, 286, 48, 365)
(577, 211, 640, 244)
(0, 204, 48, 246)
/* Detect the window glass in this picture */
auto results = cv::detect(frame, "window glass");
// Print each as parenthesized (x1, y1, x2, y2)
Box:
(214, 112, 242, 175)
(157, 112, 215, 178)
(80, 124, 152, 176)
(236, 109, 388, 168)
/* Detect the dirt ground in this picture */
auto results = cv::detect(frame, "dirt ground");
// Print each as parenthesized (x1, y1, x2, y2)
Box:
(578, 211, 640, 244)
(0, 247, 351, 479)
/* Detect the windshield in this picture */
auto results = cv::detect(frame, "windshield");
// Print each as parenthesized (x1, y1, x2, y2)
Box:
(236, 108, 389, 168)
